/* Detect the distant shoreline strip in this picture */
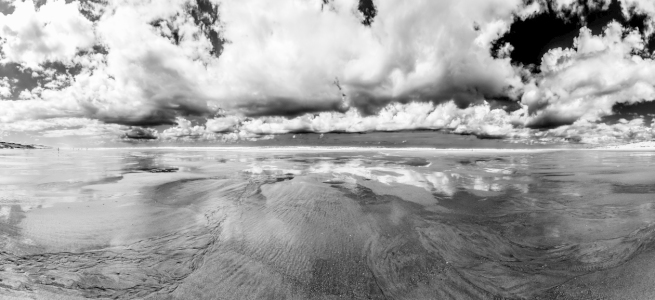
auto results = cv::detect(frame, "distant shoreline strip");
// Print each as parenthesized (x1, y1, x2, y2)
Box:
(22, 146, 655, 152)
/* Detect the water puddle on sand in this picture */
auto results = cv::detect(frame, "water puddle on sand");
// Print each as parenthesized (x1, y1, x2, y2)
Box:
(1, 149, 655, 299)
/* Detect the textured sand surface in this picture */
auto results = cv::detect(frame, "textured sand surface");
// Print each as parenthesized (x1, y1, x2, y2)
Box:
(1, 149, 655, 299)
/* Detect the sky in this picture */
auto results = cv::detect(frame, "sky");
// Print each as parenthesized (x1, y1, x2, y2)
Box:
(1, 0, 655, 147)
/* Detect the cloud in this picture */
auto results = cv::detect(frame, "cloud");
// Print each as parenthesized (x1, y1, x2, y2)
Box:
(160, 117, 208, 138)
(522, 22, 655, 128)
(205, 115, 239, 133)
(622, 0, 655, 26)
(156, 101, 530, 142)
(64, 2, 217, 125)
(156, 99, 655, 145)
(536, 117, 655, 144)
(235, 101, 527, 137)
(1, 0, 655, 146)
(0, 0, 95, 69)
(0, 76, 11, 98)
(40, 123, 124, 138)
(0, 0, 219, 126)
(7, 101, 652, 146)
(0, 117, 99, 132)
(0, 98, 80, 123)
(0, 0, 527, 127)
(0, 117, 126, 145)
(215, 0, 525, 115)
(123, 127, 158, 140)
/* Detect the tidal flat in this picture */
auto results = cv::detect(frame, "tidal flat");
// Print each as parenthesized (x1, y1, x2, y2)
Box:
(1, 148, 654, 299)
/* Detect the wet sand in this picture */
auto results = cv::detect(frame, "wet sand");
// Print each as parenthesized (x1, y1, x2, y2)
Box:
(1, 148, 655, 299)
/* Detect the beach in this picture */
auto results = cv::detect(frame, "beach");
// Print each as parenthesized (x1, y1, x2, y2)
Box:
(1, 148, 655, 299)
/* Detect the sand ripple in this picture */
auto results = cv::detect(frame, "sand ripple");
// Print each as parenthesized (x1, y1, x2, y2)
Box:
(1, 149, 655, 299)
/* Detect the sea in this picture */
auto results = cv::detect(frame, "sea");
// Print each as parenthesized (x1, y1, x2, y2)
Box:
(1, 145, 654, 299)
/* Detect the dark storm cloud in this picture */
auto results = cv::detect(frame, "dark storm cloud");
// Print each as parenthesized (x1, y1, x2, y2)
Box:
(485, 97, 524, 112)
(236, 71, 519, 118)
(526, 113, 577, 129)
(86, 96, 213, 127)
(239, 97, 347, 118)
(346, 65, 521, 116)
(102, 114, 178, 127)
(347, 89, 490, 116)
(123, 127, 158, 140)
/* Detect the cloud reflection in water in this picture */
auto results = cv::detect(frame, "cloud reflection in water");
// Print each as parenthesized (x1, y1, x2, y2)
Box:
(0, 149, 654, 299)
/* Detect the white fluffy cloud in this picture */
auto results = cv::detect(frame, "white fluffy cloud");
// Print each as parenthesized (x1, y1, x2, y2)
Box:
(212, 0, 524, 113)
(150, 99, 655, 145)
(542, 117, 655, 144)
(145, 101, 530, 144)
(623, 0, 655, 33)
(522, 22, 655, 127)
(234, 101, 526, 138)
(1, 0, 655, 146)
(0, 0, 95, 69)
(0, 77, 11, 98)
(0, 0, 525, 125)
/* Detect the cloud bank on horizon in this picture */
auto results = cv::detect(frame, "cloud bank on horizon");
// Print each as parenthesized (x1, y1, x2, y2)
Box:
(1, 0, 655, 145)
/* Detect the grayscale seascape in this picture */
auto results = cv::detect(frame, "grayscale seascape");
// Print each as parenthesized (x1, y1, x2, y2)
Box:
(3, 0, 655, 299)
(2, 148, 655, 300)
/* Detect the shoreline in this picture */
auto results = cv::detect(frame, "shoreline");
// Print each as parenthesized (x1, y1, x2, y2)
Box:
(592, 141, 655, 150)
(5, 145, 652, 152)
(3, 141, 655, 152)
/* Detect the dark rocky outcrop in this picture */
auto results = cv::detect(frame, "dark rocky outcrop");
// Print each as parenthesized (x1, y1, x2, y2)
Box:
(0, 142, 48, 149)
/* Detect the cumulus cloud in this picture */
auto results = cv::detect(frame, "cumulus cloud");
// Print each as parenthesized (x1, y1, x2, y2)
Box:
(205, 115, 239, 133)
(212, 0, 525, 115)
(535, 117, 655, 144)
(622, 0, 655, 29)
(0, 0, 527, 126)
(123, 127, 159, 140)
(1, 0, 655, 145)
(0, 76, 11, 98)
(160, 117, 208, 138)
(234, 101, 526, 137)
(0, 0, 219, 125)
(152, 101, 530, 143)
(0, 0, 95, 69)
(152, 99, 655, 145)
(522, 22, 655, 128)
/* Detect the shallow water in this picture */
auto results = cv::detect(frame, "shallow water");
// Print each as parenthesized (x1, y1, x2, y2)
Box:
(1, 148, 654, 299)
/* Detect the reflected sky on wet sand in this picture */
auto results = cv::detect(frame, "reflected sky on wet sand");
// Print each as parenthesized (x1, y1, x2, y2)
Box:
(1, 148, 655, 299)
